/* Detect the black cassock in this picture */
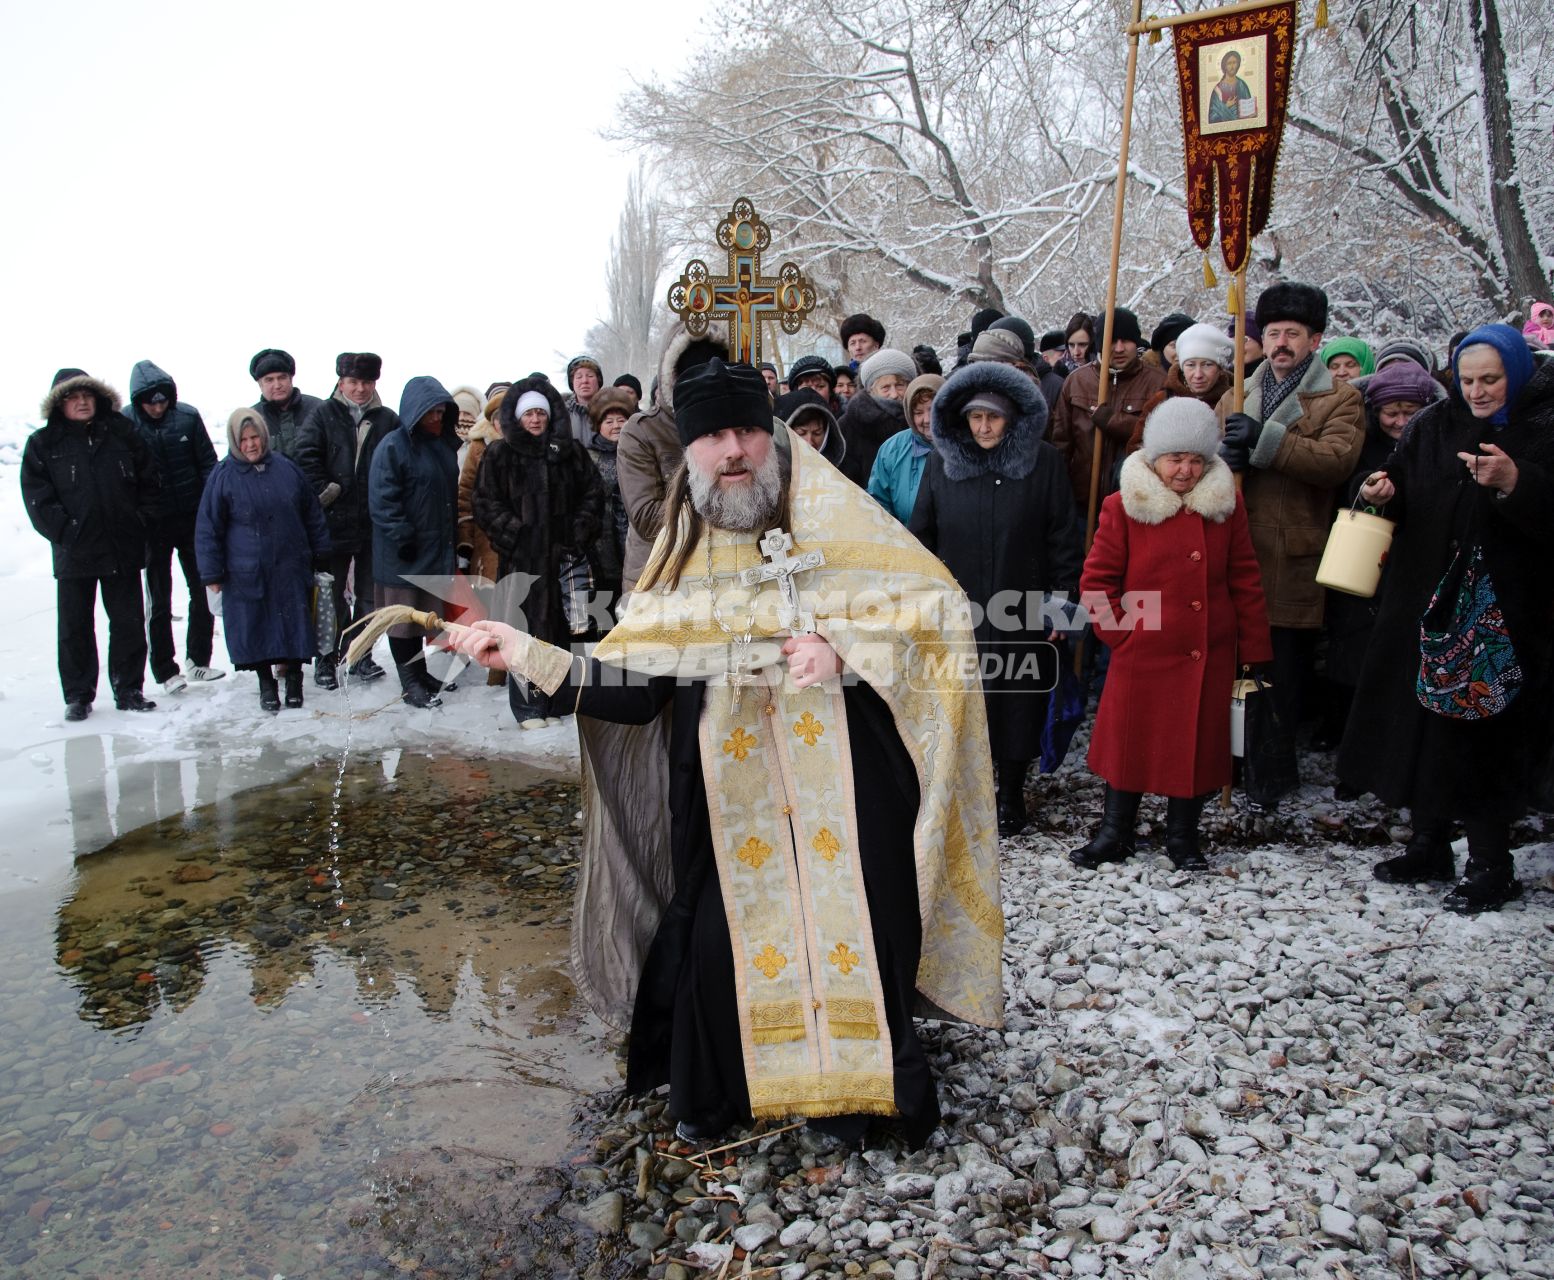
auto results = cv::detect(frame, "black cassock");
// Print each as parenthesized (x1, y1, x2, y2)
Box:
(550, 660, 942, 1146)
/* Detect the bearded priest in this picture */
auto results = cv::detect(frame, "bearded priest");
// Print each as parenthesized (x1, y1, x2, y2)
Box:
(456, 357, 1002, 1148)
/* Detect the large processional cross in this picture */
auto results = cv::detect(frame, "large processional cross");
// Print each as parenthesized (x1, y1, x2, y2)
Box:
(667, 198, 818, 365)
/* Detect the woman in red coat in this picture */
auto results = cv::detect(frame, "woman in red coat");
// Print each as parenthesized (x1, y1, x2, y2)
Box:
(1072, 399, 1272, 869)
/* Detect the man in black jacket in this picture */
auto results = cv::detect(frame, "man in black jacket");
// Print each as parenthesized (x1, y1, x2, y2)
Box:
(294, 352, 401, 686)
(123, 360, 223, 694)
(250, 348, 322, 460)
(22, 370, 160, 720)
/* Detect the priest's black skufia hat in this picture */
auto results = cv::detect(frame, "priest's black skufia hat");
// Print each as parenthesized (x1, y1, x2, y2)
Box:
(674, 358, 773, 446)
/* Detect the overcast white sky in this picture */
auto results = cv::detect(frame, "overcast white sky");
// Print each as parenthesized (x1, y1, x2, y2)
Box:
(0, 0, 709, 424)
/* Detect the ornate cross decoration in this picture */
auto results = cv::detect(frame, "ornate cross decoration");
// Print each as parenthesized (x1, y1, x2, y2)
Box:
(667, 198, 818, 365)
(740, 528, 826, 634)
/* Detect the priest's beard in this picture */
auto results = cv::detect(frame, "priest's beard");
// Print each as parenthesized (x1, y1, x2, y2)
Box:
(687, 445, 784, 533)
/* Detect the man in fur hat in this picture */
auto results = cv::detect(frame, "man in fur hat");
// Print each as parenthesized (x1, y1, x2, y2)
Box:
(839, 313, 886, 365)
(23, 370, 160, 720)
(294, 353, 402, 686)
(1049, 307, 1167, 509)
(455, 357, 1003, 1150)
(250, 348, 323, 460)
(563, 355, 604, 443)
(1217, 282, 1364, 784)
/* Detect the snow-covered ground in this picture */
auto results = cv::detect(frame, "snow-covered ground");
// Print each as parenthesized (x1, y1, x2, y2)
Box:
(0, 414, 579, 893)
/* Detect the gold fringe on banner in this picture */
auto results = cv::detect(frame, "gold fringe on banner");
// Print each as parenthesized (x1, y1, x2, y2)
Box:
(1202, 253, 1218, 288)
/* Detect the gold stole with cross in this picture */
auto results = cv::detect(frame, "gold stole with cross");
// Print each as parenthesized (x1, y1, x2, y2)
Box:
(701, 672, 897, 1118)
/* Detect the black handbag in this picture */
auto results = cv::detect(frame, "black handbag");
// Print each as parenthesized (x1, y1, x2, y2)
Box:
(1240, 671, 1298, 806)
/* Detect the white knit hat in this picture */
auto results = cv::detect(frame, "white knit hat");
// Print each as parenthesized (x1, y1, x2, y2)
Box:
(1174, 322, 1235, 368)
(1140, 397, 1222, 461)
(513, 390, 550, 419)
(858, 347, 917, 390)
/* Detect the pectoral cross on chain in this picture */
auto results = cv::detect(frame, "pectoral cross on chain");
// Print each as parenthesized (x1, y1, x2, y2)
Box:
(741, 528, 826, 633)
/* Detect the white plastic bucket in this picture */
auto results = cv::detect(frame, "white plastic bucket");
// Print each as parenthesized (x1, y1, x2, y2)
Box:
(1316, 508, 1395, 598)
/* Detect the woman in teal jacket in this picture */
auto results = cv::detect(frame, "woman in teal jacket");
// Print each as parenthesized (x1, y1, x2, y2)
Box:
(868, 373, 942, 525)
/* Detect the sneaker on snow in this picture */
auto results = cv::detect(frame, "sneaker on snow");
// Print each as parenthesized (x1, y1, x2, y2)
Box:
(520, 718, 546, 730)
(186, 665, 227, 682)
(161, 673, 188, 695)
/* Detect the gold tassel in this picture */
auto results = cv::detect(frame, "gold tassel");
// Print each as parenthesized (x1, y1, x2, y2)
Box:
(1227, 278, 1240, 315)
(1315, 0, 1328, 27)
(1202, 253, 1218, 288)
(1149, 26, 1161, 44)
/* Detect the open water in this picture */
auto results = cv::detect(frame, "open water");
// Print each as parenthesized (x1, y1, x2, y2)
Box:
(0, 744, 619, 1278)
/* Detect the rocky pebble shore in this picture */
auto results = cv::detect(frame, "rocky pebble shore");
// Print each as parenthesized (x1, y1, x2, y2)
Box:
(556, 755, 1554, 1279)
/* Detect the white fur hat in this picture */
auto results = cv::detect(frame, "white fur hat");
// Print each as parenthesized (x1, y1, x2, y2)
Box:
(1141, 397, 1222, 461)
(1175, 322, 1235, 368)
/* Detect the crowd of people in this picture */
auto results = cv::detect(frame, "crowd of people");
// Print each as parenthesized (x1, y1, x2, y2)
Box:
(21, 288, 1554, 919)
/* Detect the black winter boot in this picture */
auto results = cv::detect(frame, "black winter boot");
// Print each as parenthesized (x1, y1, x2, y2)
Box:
(997, 759, 1031, 836)
(1373, 817, 1455, 884)
(1069, 787, 1142, 868)
(257, 664, 280, 714)
(1165, 795, 1208, 869)
(282, 666, 304, 709)
(390, 636, 441, 708)
(1443, 822, 1522, 914)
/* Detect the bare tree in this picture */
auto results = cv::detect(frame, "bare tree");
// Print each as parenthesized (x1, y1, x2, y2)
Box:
(612, 0, 1550, 353)
(584, 163, 675, 383)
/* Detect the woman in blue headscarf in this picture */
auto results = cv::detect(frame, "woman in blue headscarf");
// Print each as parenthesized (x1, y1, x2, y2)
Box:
(1338, 324, 1554, 913)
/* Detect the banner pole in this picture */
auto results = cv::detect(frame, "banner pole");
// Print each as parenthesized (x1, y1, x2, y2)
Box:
(1075, 0, 1144, 679)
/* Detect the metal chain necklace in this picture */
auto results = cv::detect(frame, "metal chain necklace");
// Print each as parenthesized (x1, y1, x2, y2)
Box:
(704, 531, 761, 713)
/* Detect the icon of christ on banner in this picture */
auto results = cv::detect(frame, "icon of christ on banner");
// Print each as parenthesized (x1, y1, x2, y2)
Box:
(1199, 37, 1269, 135)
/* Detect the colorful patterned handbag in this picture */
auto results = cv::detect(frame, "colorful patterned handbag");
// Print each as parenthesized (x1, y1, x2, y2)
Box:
(1416, 542, 1522, 720)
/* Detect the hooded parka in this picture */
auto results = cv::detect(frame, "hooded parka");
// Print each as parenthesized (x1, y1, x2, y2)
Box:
(121, 361, 217, 522)
(23, 375, 158, 580)
(369, 377, 461, 589)
(909, 361, 1083, 760)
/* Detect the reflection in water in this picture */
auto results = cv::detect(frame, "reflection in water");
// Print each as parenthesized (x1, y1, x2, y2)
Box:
(0, 756, 622, 1279)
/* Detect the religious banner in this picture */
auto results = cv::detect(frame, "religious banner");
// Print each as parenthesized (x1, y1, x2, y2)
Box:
(1173, 1, 1297, 274)
(667, 197, 818, 365)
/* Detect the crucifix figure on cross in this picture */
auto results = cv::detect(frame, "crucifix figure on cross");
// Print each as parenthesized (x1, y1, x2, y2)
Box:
(667, 197, 818, 365)
(740, 528, 826, 634)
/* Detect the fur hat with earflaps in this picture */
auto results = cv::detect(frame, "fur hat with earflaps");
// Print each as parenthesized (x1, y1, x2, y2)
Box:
(335, 352, 382, 381)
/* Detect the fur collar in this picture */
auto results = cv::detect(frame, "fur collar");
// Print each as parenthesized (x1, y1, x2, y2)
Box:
(1246, 353, 1348, 470)
(930, 360, 1047, 481)
(40, 374, 120, 422)
(1118, 450, 1237, 524)
(467, 416, 503, 445)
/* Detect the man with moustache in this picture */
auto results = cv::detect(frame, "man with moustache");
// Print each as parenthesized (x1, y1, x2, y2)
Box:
(455, 358, 1002, 1152)
(1218, 283, 1364, 783)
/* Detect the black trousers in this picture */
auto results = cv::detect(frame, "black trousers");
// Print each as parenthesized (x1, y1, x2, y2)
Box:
(323, 545, 373, 656)
(145, 514, 214, 681)
(57, 573, 147, 704)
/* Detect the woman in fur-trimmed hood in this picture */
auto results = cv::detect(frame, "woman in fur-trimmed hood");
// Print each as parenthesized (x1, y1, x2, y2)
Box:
(909, 360, 1083, 835)
(1075, 399, 1272, 872)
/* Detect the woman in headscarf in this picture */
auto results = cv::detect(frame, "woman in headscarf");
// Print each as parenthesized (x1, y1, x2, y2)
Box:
(910, 362, 1083, 835)
(1072, 399, 1271, 871)
(195, 409, 331, 711)
(585, 385, 637, 615)
(1321, 337, 1376, 383)
(1341, 325, 1554, 913)
(868, 372, 942, 524)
